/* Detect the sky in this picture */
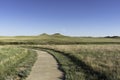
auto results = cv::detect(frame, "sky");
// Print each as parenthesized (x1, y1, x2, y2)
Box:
(0, 0, 120, 36)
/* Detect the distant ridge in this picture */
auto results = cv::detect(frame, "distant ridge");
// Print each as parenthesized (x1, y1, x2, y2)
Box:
(39, 33, 67, 37)
(52, 33, 65, 37)
(39, 33, 50, 36)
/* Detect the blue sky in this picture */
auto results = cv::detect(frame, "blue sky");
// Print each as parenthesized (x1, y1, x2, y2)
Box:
(0, 0, 120, 36)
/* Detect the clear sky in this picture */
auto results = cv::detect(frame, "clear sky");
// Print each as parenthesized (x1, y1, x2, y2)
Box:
(0, 0, 120, 36)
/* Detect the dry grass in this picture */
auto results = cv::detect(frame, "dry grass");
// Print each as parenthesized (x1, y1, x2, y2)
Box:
(38, 45, 120, 80)
(0, 46, 37, 80)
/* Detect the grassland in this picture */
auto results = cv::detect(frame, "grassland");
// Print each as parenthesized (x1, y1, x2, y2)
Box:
(0, 46, 37, 80)
(0, 34, 120, 45)
(31, 45, 120, 80)
(0, 34, 120, 80)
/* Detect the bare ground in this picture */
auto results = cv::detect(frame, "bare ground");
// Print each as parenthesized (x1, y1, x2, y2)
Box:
(26, 50, 63, 80)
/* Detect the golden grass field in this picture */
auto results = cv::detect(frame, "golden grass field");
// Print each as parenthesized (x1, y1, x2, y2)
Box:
(0, 35, 120, 80)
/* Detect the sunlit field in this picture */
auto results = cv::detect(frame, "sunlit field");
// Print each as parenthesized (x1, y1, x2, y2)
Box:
(34, 45, 120, 80)
(0, 34, 120, 45)
(0, 35, 120, 80)
(0, 46, 37, 80)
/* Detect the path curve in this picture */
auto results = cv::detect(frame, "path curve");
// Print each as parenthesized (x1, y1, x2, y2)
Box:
(26, 50, 63, 80)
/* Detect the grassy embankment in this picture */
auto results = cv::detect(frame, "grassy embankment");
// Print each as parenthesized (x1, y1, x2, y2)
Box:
(30, 45, 120, 80)
(0, 46, 37, 80)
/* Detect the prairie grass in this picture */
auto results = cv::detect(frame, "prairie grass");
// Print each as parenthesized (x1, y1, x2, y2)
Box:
(37, 45, 120, 80)
(1, 35, 120, 80)
(0, 46, 37, 80)
(0, 35, 120, 45)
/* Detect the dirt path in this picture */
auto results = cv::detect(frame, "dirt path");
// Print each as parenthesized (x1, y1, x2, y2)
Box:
(26, 50, 63, 80)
